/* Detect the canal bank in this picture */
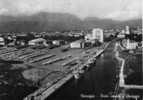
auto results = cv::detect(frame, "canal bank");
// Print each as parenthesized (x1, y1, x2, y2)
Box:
(116, 42, 143, 100)
(47, 41, 119, 100)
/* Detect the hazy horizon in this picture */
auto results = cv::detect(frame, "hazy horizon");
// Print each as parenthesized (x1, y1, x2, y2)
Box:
(0, 0, 142, 21)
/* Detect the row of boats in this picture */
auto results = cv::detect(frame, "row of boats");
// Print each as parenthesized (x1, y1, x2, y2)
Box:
(72, 57, 97, 79)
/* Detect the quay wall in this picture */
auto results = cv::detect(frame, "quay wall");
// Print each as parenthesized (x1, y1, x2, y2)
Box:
(24, 42, 110, 100)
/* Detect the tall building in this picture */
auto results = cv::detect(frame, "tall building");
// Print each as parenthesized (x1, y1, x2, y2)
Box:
(92, 28, 104, 43)
(125, 26, 130, 34)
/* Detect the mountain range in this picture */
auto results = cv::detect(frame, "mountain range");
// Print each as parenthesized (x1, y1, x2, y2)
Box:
(0, 12, 141, 32)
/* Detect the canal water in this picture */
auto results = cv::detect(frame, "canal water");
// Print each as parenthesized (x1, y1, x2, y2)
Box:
(48, 42, 119, 100)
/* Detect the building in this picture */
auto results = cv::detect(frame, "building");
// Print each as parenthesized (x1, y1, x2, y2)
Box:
(117, 30, 125, 38)
(28, 38, 48, 46)
(85, 28, 104, 43)
(52, 40, 65, 46)
(126, 39, 138, 50)
(7, 42, 15, 47)
(121, 30, 125, 34)
(125, 26, 130, 35)
(92, 28, 104, 43)
(52, 40, 60, 46)
(70, 40, 85, 48)
(117, 34, 125, 38)
(69, 31, 84, 37)
(15, 40, 27, 46)
(0, 37, 5, 46)
(15, 33, 35, 46)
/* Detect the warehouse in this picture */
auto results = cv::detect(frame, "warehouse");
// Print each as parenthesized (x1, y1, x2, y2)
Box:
(70, 40, 85, 48)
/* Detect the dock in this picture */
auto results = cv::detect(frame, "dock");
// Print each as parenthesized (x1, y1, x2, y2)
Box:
(0, 42, 109, 100)
(23, 43, 109, 100)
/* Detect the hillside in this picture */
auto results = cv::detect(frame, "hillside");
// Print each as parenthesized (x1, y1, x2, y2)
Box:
(0, 12, 141, 32)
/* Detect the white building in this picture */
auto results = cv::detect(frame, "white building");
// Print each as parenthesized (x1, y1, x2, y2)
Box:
(28, 38, 48, 46)
(126, 39, 138, 50)
(121, 30, 125, 34)
(70, 40, 84, 48)
(85, 28, 104, 43)
(0, 37, 5, 46)
(117, 30, 125, 38)
(117, 34, 125, 38)
(125, 26, 130, 35)
(92, 28, 104, 43)
(52, 40, 60, 46)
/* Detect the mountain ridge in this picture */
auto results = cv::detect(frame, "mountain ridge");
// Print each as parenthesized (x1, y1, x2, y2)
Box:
(0, 12, 141, 32)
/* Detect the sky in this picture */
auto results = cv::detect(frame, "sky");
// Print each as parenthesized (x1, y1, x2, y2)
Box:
(0, 0, 142, 20)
